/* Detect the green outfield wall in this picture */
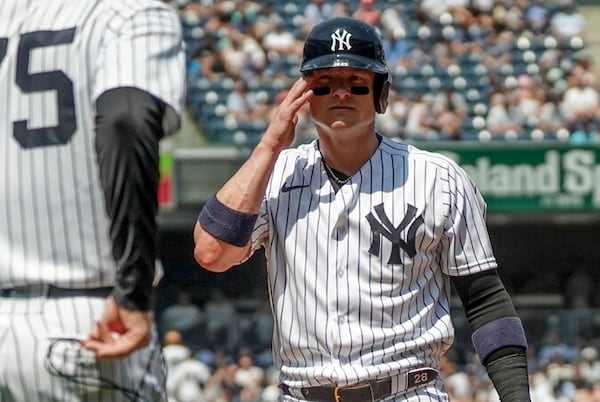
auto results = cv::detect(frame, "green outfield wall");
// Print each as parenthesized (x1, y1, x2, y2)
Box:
(424, 143, 600, 213)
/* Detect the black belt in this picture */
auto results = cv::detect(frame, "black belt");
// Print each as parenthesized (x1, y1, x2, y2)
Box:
(280, 368, 438, 402)
(0, 285, 112, 299)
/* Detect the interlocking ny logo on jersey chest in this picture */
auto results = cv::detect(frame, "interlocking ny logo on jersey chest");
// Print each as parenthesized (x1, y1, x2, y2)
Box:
(366, 203, 424, 264)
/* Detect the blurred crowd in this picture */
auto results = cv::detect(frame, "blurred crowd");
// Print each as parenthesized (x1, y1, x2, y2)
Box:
(157, 288, 600, 402)
(170, 0, 600, 145)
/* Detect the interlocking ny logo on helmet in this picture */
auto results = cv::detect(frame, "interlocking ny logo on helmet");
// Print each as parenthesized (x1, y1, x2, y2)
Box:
(300, 17, 391, 113)
(330, 29, 352, 51)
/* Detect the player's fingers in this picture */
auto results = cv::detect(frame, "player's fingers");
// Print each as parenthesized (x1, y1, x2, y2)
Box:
(281, 78, 313, 109)
(87, 327, 100, 341)
(93, 331, 149, 358)
(293, 88, 313, 110)
(85, 321, 102, 341)
(274, 88, 312, 123)
(81, 339, 104, 353)
(96, 320, 113, 341)
(82, 321, 112, 349)
(93, 341, 134, 358)
(286, 76, 309, 96)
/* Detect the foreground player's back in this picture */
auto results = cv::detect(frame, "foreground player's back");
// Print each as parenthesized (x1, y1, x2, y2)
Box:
(0, 0, 184, 288)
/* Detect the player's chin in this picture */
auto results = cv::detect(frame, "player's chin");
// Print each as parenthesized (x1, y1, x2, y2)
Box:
(330, 120, 353, 130)
(314, 116, 356, 132)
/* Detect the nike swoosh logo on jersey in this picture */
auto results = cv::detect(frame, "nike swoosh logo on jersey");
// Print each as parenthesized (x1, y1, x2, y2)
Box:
(281, 183, 309, 193)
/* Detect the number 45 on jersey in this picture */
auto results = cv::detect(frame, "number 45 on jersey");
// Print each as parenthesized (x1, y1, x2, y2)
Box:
(1, 28, 77, 149)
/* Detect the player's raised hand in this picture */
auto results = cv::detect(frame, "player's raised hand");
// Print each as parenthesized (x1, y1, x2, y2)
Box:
(82, 296, 153, 358)
(262, 77, 314, 151)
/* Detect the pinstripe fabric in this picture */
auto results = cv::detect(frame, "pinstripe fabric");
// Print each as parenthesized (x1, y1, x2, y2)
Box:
(249, 136, 496, 399)
(0, 0, 184, 289)
(0, 0, 184, 400)
(0, 293, 165, 402)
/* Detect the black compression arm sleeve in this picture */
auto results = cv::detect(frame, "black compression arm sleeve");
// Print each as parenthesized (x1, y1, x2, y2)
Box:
(451, 270, 531, 401)
(486, 351, 530, 402)
(451, 269, 517, 332)
(95, 87, 167, 311)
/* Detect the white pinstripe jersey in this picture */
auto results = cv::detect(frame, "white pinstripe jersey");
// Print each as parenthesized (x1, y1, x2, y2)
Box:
(250, 136, 497, 388)
(0, 0, 185, 288)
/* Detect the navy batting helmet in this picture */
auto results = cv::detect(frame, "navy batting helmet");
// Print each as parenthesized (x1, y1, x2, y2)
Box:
(300, 17, 391, 113)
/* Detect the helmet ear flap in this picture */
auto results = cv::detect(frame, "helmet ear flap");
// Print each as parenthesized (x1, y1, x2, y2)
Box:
(374, 74, 391, 113)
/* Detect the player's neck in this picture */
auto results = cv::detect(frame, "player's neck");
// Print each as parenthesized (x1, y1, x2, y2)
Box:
(318, 133, 381, 176)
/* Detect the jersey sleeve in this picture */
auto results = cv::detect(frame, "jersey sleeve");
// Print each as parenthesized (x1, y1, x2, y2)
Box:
(248, 199, 270, 256)
(93, 3, 185, 135)
(441, 160, 497, 276)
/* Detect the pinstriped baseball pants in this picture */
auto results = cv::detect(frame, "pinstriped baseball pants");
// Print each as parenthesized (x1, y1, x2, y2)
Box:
(0, 287, 166, 402)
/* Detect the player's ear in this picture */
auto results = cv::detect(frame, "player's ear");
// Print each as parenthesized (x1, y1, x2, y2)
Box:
(374, 75, 390, 113)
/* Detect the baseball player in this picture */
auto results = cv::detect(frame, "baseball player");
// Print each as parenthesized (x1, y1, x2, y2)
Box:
(0, 0, 185, 401)
(193, 17, 530, 402)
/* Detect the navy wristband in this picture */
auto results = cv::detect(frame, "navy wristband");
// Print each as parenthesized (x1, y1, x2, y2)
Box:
(198, 195, 258, 247)
(471, 316, 528, 364)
